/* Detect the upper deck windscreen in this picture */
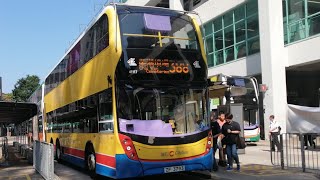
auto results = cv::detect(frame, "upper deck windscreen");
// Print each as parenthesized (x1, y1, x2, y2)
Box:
(117, 6, 199, 50)
(116, 6, 206, 83)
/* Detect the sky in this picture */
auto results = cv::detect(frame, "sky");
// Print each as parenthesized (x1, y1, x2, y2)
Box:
(0, 0, 112, 93)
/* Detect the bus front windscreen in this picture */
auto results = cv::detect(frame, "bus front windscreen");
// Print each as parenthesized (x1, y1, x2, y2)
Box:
(117, 84, 209, 137)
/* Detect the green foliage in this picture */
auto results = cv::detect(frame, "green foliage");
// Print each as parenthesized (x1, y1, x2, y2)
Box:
(12, 75, 40, 102)
(1, 93, 13, 102)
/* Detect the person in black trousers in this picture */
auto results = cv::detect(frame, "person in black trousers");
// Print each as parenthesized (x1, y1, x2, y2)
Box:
(221, 113, 241, 171)
(269, 115, 281, 151)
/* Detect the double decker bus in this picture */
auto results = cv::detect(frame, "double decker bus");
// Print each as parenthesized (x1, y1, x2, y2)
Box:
(43, 4, 212, 179)
(209, 74, 260, 142)
(27, 84, 44, 142)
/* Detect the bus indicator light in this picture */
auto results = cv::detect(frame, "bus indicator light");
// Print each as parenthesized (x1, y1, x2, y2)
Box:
(206, 131, 212, 153)
(119, 134, 139, 161)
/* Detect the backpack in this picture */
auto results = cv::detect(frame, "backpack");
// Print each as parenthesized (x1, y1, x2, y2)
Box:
(236, 135, 246, 149)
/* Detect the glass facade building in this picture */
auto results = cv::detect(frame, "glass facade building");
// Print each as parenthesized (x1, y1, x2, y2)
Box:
(283, 0, 320, 44)
(203, 0, 260, 67)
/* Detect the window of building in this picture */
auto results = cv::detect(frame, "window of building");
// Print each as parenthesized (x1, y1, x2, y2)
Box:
(203, 0, 259, 67)
(283, 0, 320, 44)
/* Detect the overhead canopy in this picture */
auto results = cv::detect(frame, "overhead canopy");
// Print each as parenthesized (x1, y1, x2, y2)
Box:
(0, 101, 37, 124)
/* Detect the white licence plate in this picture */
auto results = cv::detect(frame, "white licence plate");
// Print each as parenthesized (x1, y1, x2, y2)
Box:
(164, 165, 185, 173)
(245, 138, 250, 141)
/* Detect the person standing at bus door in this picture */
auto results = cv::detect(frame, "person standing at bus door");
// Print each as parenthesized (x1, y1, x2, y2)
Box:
(269, 115, 281, 151)
(216, 111, 227, 167)
(210, 111, 220, 171)
(221, 113, 241, 171)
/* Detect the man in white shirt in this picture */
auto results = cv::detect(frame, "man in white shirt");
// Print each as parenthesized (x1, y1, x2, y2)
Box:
(269, 115, 281, 151)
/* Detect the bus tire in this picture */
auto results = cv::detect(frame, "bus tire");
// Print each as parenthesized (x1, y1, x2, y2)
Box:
(56, 139, 62, 163)
(85, 143, 96, 179)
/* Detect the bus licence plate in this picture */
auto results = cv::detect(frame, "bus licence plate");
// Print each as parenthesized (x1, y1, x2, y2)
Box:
(164, 165, 185, 173)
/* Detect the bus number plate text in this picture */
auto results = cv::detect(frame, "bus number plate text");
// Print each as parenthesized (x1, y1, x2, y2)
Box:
(164, 165, 185, 173)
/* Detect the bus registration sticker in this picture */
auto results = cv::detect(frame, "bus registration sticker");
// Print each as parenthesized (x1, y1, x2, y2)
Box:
(164, 165, 185, 173)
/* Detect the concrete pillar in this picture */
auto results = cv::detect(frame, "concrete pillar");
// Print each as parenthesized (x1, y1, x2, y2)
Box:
(169, 0, 184, 11)
(33, 115, 39, 142)
(258, 0, 288, 139)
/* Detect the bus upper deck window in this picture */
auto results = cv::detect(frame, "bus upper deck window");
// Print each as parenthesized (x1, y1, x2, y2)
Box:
(143, 13, 172, 32)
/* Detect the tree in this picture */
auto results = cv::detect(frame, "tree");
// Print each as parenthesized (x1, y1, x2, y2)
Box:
(1, 93, 13, 102)
(12, 75, 40, 102)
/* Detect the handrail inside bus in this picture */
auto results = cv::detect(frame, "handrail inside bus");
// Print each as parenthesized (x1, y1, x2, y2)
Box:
(123, 33, 193, 41)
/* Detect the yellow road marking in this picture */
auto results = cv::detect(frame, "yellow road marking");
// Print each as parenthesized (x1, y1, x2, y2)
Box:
(0, 174, 32, 180)
(26, 174, 31, 180)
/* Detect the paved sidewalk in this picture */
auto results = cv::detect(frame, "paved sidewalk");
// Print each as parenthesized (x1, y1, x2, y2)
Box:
(0, 145, 43, 180)
(208, 140, 320, 180)
(2, 137, 319, 180)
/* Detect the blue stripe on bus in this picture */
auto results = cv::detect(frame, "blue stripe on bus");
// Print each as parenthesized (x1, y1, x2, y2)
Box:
(61, 154, 85, 169)
(61, 153, 116, 178)
(96, 164, 116, 178)
(115, 149, 213, 179)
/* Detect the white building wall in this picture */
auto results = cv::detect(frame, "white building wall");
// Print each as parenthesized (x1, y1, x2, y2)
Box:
(208, 53, 261, 77)
(259, 0, 288, 137)
(124, 0, 150, 6)
(169, 0, 184, 11)
(287, 36, 320, 67)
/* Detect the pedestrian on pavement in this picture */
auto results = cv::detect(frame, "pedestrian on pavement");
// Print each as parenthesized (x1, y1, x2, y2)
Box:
(210, 110, 220, 171)
(216, 111, 227, 167)
(269, 115, 281, 151)
(221, 113, 241, 171)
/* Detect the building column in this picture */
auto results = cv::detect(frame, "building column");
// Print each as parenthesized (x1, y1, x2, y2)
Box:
(258, 0, 288, 139)
(33, 115, 39, 141)
(169, 0, 184, 11)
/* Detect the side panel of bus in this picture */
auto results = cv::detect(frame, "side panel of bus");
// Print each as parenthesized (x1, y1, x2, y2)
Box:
(44, 7, 124, 178)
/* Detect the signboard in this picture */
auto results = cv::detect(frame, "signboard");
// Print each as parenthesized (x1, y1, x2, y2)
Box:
(137, 59, 190, 74)
(119, 49, 207, 82)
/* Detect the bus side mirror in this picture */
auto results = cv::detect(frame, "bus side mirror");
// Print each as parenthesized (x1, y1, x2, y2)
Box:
(230, 86, 247, 96)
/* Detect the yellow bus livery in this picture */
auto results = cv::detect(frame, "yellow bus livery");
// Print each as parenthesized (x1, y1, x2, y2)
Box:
(43, 4, 212, 179)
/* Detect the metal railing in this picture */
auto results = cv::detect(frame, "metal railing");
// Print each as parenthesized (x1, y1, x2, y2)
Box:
(33, 140, 55, 180)
(15, 135, 28, 145)
(270, 133, 320, 172)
